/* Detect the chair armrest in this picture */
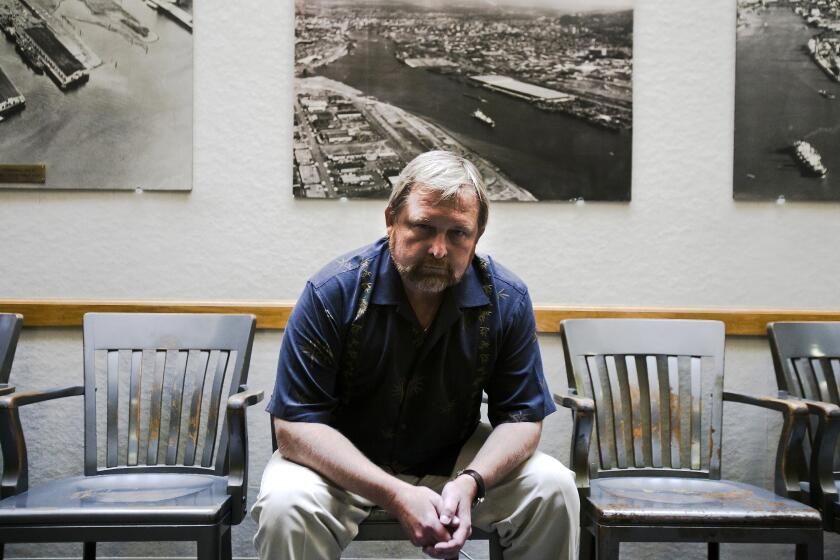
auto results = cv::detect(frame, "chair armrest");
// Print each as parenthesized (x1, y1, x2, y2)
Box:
(0, 386, 14, 397)
(226, 388, 264, 525)
(0, 385, 84, 499)
(723, 390, 809, 499)
(553, 392, 594, 496)
(0, 385, 84, 408)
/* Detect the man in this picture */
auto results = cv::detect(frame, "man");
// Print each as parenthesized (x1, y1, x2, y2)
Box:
(252, 150, 579, 559)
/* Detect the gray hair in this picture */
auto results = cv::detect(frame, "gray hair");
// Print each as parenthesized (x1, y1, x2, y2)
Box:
(388, 150, 489, 230)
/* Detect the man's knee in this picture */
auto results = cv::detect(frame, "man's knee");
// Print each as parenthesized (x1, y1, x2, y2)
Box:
(253, 479, 316, 530)
(252, 456, 343, 539)
(521, 452, 580, 517)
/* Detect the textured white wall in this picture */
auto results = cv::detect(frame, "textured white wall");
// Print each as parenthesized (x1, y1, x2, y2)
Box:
(1, 0, 838, 558)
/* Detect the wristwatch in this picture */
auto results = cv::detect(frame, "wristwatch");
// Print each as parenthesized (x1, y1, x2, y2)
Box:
(455, 468, 486, 507)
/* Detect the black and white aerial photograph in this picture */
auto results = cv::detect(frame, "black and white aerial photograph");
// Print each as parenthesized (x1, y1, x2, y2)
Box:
(0, 0, 192, 190)
(735, 0, 840, 201)
(293, 0, 633, 202)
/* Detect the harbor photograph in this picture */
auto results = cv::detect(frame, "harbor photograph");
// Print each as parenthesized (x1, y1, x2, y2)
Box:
(735, 0, 840, 201)
(293, 0, 633, 201)
(0, 0, 192, 190)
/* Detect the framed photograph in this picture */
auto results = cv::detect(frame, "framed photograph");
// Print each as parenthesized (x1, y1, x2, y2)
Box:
(0, 0, 192, 190)
(293, 0, 633, 202)
(735, 0, 840, 201)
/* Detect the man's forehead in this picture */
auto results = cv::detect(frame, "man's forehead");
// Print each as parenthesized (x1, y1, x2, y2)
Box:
(407, 185, 479, 213)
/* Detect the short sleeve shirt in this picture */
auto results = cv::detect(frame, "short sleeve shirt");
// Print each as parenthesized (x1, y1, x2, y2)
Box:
(267, 238, 555, 476)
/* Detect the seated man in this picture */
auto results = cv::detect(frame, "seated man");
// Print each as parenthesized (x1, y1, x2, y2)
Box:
(252, 150, 579, 560)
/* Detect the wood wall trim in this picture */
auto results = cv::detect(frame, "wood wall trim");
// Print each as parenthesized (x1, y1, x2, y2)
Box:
(2, 299, 840, 336)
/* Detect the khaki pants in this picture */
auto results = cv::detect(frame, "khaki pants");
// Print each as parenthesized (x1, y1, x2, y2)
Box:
(252, 424, 580, 559)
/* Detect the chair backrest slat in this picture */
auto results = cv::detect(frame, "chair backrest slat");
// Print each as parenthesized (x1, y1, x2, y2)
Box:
(127, 350, 143, 466)
(831, 359, 840, 402)
(146, 350, 168, 466)
(626, 356, 648, 467)
(561, 319, 725, 479)
(201, 349, 232, 467)
(106, 350, 120, 468)
(164, 350, 188, 465)
(611, 356, 634, 468)
(182, 350, 210, 466)
(83, 313, 256, 476)
(665, 356, 680, 469)
(0, 314, 23, 385)
(587, 355, 614, 469)
(648, 356, 671, 468)
(690, 356, 703, 470)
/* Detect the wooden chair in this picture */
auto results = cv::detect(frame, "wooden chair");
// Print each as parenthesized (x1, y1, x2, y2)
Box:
(0, 314, 22, 398)
(768, 321, 840, 532)
(269, 416, 503, 559)
(555, 318, 823, 560)
(0, 313, 263, 560)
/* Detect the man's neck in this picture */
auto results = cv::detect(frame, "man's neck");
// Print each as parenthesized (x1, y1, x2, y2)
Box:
(403, 285, 444, 331)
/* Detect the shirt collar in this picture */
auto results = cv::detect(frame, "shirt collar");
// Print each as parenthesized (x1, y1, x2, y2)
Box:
(370, 238, 491, 309)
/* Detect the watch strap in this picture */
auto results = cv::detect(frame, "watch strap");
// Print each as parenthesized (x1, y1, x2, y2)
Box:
(456, 468, 486, 506)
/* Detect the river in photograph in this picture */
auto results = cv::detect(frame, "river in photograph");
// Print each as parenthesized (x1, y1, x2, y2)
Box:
(735, 6, 840, 201)
(0, 0, 192, 190)
(314, 30, 631, 201)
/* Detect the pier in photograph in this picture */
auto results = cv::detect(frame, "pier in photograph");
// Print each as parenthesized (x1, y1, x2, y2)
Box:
(20, 26, 88, 88)
(0, 66, 25, 120)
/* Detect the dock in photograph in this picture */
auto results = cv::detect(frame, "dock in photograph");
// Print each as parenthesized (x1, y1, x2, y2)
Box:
(20, 26, 88, 88)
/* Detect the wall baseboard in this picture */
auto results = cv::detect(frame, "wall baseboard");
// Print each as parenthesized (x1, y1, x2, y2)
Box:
(3, 299, 839, 336)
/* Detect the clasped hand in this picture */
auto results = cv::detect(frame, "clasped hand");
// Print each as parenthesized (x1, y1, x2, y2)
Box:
(388, 477, 477, 559)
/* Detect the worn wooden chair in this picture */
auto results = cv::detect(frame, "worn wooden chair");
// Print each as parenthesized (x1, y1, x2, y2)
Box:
(555, 318, 823, 560)
(269, 415, 503, 559)
(768, 321, 840, 532)
(0, 314, 23, 398)
(0, 313, 263, 560)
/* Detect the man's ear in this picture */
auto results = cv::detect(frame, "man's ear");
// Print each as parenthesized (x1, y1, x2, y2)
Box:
(385, 206, 395, 229)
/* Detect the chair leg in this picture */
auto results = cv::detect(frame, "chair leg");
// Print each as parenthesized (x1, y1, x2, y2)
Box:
(489, 531, 503, 560)
(595, 526, 618, 560)
(197, 529, 221, 560)
(708, 542, 719, 560)
(221, 526, 232, 560)
(0, 542, 4, 560)
(580, 526, 595, 560)
(83, 542, 96, 560)
(796, 531, 823, 560)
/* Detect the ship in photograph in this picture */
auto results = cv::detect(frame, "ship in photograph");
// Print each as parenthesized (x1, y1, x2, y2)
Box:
(792, 140, 828, 177)
(471, 108, 495, 128)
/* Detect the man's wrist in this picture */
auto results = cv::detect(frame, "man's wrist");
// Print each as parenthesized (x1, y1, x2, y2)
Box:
(455, 468, 486, 506)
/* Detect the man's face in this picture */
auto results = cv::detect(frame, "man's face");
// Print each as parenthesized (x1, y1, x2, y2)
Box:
(386, 185, 482, 295)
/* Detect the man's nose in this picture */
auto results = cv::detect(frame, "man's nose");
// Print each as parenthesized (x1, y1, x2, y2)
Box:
(429, 232, 447, 259)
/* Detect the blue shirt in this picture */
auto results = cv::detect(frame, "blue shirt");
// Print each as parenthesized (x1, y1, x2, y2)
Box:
(268, 238, 555, 475)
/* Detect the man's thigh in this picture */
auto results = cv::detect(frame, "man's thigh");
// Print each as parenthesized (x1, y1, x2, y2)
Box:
(252, 451, 374, 553)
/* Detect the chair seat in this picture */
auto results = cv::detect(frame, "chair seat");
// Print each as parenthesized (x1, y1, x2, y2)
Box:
(589, 477, 821, 527)
(0, 473, 230, 525)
